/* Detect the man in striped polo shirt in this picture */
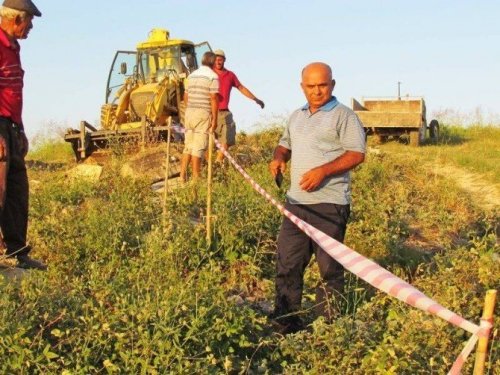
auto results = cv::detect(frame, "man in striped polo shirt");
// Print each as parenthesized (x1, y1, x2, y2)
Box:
(180, 51, 219, 182)
(0, 0, 46, 270)
(269, 62, 366, 333)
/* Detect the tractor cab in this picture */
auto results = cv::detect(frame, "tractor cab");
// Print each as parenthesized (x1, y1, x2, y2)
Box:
(100, 28, 211, 130)
(64, 28, 212, 161)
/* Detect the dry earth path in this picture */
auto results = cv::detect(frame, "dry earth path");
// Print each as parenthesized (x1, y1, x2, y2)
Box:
(369, 146, 499, 213)
(428, 163, 500, 212)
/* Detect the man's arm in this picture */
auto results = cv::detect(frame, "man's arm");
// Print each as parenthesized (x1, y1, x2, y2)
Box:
(269, 145, 291, 177)
(209, 92, 219, 133)
(0, 136, 7, 161)
(237, 84, 265, 109)
(299, 151, 365, 192)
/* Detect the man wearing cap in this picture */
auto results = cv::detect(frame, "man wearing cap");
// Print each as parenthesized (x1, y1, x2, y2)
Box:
(0, 0, 46, 270)
(212, 49, 264, 162)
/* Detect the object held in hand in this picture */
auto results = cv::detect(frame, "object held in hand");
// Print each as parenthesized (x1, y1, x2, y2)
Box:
(275, 171, 283, 188)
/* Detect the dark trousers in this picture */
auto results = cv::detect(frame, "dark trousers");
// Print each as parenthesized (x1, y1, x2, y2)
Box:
(275, 201, 350, 321)
(0, 117, 29, 257)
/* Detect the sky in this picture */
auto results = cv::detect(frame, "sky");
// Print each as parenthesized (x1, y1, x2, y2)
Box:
(19, 0, 500, 140)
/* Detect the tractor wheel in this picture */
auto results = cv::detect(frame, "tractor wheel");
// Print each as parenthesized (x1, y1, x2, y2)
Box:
(409, 130, 420, 146)
(374, 134, 387, 144)
(429, 119, 440, 143)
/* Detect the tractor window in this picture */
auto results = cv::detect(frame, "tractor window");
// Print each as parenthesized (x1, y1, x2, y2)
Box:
(140, 46, 189, 83)
(181, 45, 197, 74)
(157, 46, 187, 78)
(194, 42, 212, 68)
(106, 51, 137, 104)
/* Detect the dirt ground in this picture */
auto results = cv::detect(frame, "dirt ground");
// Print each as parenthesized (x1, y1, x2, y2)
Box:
(428, 163, 500, 212)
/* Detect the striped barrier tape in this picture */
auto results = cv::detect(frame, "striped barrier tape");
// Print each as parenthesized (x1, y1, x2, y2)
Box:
(211, 137, 492, 374)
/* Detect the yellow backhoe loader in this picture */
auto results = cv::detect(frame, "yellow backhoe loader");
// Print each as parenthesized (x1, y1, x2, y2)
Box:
(64, 28, 211, 161)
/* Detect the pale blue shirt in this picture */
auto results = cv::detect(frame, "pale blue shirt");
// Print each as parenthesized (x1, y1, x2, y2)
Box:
(279, 97, 366, 205)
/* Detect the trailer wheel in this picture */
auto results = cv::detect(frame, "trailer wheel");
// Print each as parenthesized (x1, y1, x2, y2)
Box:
(429, 119, 440, 143)
(409, 130, 420, 146)
(374, 134, 387, 144)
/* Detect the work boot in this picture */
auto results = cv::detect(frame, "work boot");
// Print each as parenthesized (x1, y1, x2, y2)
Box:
(16, 255, 47, 271)
(268, 311, 305, 335)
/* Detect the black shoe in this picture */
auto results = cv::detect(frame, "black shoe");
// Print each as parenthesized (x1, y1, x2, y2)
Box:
(269, 311, 305, 335)
(17, 255, 47, 271)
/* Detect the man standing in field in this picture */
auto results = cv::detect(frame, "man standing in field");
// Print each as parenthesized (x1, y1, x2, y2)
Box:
(269, 62, 366, 333)
(180, 51, 219, 182)
(212, 49, 264, 163)
(0, 0, 46, 270)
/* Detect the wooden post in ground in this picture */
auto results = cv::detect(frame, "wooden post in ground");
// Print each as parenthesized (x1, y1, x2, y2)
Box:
(473, 289, 497, 375)
(162, 117, 172, 220)
(140, 116, 147, 151)
(206, 132, 214, 244)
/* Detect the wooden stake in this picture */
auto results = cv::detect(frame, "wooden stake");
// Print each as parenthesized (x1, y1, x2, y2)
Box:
(162, 117, 172, 220)
(473, 289, 497, 375)
(141, 116, 147, 151)
(206, 132, 214, 244)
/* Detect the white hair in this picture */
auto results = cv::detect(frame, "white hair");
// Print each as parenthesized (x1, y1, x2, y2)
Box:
(0, 6, 28, 20)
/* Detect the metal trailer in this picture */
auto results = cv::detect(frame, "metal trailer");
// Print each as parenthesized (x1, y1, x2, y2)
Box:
(352, 97, 439, 146)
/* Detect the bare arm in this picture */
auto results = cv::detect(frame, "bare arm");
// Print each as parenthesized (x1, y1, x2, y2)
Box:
(269, 145, 291, 177)
(0, 136, 6, 161)
(209, 92, 219, 132)
(299, 151, 365, 192)
(237, 84, 265, 109)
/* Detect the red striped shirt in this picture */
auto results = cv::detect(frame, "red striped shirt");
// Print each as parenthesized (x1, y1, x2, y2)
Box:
(0, 28, 24, 125)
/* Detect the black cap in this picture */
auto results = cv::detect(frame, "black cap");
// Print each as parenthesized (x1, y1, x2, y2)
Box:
(2, 0, 42, 17)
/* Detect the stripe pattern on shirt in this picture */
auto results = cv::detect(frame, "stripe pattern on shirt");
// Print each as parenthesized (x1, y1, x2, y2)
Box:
(186, 66, 219, 112)
(279, 97, 366, 205)
(0, 28, 24, 125)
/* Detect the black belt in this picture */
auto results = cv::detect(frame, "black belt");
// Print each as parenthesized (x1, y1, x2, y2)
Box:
(0, 117, 23, 133)
(218, 109, 230, 112)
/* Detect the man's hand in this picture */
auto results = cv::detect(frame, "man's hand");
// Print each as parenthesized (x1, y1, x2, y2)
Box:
(255, 98, 265, 109)
(0, 136, 6, 161)
(20, 132, 29, 157)
(299, 166, 327, 192)
(269, 158, 286, 178)
(209, 120, 218, 135)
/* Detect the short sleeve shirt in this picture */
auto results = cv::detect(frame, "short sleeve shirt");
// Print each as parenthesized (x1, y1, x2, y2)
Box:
(0, 28, 24, 125)
(279, 97, 366, 205)
(186, 66, 219, 112)
(216, 70, 240, 110)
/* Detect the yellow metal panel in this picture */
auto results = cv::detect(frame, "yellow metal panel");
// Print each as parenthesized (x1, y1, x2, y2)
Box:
(136, 28, 194, 49)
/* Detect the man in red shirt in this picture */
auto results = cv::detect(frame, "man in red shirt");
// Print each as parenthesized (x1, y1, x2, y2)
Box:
(213, 49, 265, 162)
(0, 0, 46, 270)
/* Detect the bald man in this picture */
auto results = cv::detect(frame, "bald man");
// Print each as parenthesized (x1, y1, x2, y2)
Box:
(269, 62, 366, 333)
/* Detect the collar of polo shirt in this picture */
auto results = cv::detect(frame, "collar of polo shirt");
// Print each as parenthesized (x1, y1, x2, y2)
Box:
(301, 96, 338, 112)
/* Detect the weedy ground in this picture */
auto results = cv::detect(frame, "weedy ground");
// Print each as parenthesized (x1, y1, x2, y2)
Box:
(0, 124, 498, 374)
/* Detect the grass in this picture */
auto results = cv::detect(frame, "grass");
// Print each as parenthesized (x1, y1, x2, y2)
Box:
(381, 125, 500, 183)
(0, 123, 498, 374)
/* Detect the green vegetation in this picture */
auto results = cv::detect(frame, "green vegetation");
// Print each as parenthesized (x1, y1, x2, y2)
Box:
(0, 124, 498, 374)
(383, 125, 500, 183)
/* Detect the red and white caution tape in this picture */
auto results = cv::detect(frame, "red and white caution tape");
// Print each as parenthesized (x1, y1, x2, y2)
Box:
(213, 138, 492, 374)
